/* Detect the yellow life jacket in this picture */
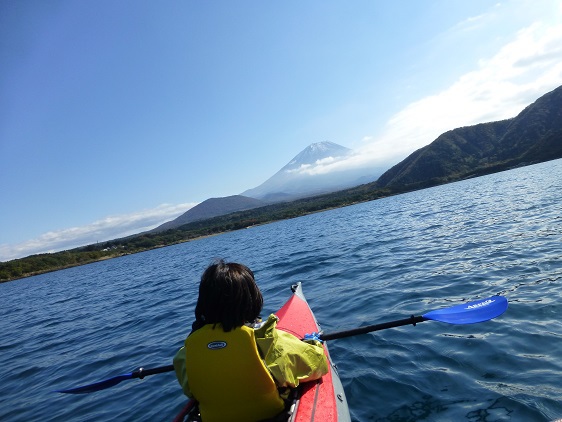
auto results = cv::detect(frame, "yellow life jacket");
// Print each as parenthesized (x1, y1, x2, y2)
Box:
(184, 324, 285, 422)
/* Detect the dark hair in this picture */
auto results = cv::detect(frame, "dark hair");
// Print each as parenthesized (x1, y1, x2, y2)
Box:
(193, 260, 263, 332)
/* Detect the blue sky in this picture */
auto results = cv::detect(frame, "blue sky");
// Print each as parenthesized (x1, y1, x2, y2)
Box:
(2, 0, 562, 261)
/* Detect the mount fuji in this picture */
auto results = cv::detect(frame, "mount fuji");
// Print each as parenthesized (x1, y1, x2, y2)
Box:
(241, 141, 379, 202)
(152, 141, 380, 232)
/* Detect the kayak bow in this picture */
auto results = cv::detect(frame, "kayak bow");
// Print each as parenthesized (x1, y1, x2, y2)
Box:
(276, 283, 351, 422)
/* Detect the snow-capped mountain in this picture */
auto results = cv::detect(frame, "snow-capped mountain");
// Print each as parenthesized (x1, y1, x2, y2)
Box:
(241, 141, 379, 202)
(151, 141, 380, 233)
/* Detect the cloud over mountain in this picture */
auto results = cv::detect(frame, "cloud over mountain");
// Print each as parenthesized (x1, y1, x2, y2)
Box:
(242, 141, 383, 202)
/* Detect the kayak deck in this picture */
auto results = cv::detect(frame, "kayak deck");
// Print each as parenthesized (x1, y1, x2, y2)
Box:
(276, 283, 350, 422)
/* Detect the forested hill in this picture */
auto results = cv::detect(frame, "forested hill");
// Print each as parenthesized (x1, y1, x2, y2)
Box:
(376, 85, 562, 189)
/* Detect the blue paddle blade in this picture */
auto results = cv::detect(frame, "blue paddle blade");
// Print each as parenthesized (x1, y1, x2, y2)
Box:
(423, 296, 508, 324)
(55, 372, 134, 394)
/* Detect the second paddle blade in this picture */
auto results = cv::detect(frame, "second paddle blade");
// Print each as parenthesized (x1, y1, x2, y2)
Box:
(423, 296, 508, 324)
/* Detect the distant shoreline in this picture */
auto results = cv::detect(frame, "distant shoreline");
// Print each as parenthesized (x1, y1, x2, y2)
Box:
(0, 212, 323, 283)
(0, 231, 226, 283)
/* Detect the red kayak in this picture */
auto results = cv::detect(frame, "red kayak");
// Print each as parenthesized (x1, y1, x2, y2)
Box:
(176, 282, 351, 421)
(276, 282, 351, 422)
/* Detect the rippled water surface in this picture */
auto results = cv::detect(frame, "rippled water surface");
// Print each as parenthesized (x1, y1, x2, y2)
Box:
(1, 159, 561, 421)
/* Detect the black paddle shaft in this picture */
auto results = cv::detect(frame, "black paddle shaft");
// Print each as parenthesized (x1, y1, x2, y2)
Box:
(133, 364, 174, 379)
(320, 315, 427, 341)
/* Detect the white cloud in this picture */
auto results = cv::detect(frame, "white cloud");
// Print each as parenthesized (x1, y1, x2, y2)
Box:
(0, 202, 196, 261)
(286, 156, 340, 175)
(358, 19, 562, 167)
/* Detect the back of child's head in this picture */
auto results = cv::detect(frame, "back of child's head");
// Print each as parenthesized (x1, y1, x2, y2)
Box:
(195, 260, 264, 331)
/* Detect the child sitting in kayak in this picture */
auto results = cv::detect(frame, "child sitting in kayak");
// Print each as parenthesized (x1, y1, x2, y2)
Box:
(173, 260, 328, 422)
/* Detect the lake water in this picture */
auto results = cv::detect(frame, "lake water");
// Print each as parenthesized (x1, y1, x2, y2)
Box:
(1, 159, 561, 422)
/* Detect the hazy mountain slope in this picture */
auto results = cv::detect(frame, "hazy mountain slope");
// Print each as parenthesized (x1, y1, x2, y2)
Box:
(151, 195, 267, 232)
